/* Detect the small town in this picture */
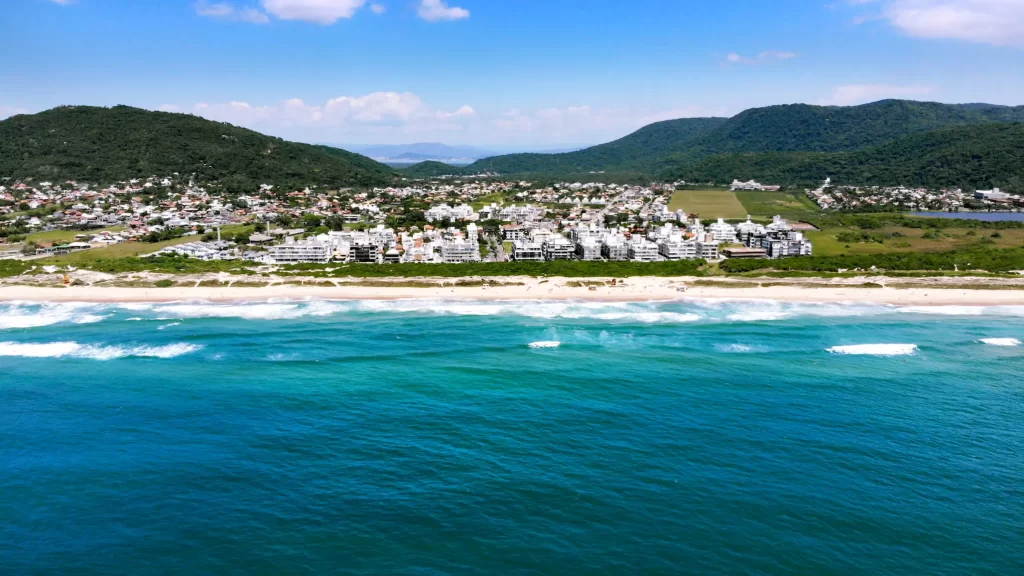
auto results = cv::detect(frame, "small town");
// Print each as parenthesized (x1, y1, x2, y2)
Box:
(0, 174, 822, 264)
(805, 178, 1024, 211)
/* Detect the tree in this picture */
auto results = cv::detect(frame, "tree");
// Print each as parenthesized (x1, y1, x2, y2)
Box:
(302, 213, 323, 229)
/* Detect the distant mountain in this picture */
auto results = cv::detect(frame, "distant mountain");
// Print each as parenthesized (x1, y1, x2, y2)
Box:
(466, 117, 729, 174)
(0, 106, 396, 189)
(349, 143, 499, 163)
(400, 161, 471, 178)
(665, 123, 1024, 191)
(462, 100, 1024, 179)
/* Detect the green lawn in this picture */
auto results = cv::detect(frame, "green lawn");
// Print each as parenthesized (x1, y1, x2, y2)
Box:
(668, 189, 748, 219)
(735, 191, 820, 219)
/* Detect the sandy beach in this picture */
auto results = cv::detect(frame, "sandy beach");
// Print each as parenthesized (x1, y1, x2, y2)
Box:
(3, 275, 1024, 306)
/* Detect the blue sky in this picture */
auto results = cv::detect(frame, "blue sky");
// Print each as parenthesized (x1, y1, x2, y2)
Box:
(3, 0, 1022, 148)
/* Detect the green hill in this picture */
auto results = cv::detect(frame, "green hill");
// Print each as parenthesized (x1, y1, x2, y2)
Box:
(400, 161, 468, 178)
(466, 117, 728, 174)
(464, 100, 1024, 177)
(0, 105, 396, 189)
(666, 123, 1024, 191)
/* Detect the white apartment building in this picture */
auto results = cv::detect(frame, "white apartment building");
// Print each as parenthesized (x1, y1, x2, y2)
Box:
(543, 236, 575, 261)
(268, 237, 332, 264)
(513, 241, 544, 261)
(499, 204, 546, 223)
(601, 235, 629, 261)
(425, 203, 476, 222)
(576, 238, 602, 261)
(440, 240, 481, 263)
(628, 238, 660, 262)
(658, 236, 696, 260)
(708, 218, 738, 243)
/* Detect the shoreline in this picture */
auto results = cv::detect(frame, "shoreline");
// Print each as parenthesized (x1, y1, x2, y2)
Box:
(3, 278, 1024, 306)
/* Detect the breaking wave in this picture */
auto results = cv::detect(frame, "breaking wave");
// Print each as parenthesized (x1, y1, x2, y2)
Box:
(826, 344, 918, 356)
(979, 338, 1021, 347)
(0, 341, 203, 360)
(528, 341, 561, 349)
(0, 303, 110, 330)
(5, 298, 1024, 327)
(149, 300, 345, 321)
(716, 343, 756, 353)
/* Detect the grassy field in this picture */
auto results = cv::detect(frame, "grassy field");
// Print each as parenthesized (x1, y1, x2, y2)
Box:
(47, 235, 199, 264)
(668, 189, 748, 219)
(46, 225, 254, 264)
(471, 192, 507, 210)
(807, 226, 1024, 257)
(735, 191, 820, 219)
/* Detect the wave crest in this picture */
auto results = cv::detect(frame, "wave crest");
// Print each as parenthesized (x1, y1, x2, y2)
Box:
(0, 341, 202, 360)
(827, 344, 918, 356)
(979, 338, 1021, 347)
(528, 341, 561, 349)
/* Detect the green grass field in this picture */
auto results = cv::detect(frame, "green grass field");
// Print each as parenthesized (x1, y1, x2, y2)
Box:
(807, 227, 1024, 257)
(668, 189, 748, 219)
(734, 191, 820, 219)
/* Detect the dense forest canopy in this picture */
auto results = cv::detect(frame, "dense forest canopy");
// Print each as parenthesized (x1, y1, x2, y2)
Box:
(664, 123, 1024, 191)
(0, 105, 396, 189)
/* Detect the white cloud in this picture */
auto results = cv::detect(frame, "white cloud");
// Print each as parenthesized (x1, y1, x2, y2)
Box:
(819, 84, 938, 105)
(195, 1, 271, 24)
(151, 94, 727, 146)
(417, 0, 469, 22)
(0, 106, 30, 120)
(169, 92, 475, 136)
(369, 2, 386, 14)
(260, 0, 368, 24)
(48, 0, 75, 5)
(854, 0, 1024, 48)
(726, 50, 798, 64)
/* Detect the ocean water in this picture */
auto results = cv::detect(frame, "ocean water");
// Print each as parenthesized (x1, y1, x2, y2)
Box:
(2, 298, 1023, 574)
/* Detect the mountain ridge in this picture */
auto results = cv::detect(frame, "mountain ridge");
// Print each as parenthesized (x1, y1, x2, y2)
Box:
(463, 99, 1024, 176)
(0, 105, 396, 189)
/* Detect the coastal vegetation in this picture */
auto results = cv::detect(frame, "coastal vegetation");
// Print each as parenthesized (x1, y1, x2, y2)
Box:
(719, 246, 1024, 274)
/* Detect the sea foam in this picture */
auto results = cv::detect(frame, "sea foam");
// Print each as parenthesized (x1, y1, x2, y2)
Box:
(0, 341, 202, 360)
(528, 341, 561, 349)
(979, 338, 1021, 347)
(826, 344, 918, 356)
(0, 303, 108, 330)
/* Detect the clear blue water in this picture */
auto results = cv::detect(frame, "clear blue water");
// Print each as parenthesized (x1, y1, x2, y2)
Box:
(912, 212, 1024, 222)
(2, 298, 1023, 574)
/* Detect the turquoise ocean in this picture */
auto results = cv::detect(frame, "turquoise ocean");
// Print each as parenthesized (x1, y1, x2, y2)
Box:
(2, 298, 1023, 574)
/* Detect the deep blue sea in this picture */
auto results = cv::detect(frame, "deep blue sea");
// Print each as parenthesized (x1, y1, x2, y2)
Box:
(2, 298, 1023, 575)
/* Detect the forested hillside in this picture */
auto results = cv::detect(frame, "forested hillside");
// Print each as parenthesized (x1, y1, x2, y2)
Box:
(0, 106, 396, 189)
(465, 117, 728, 174)
(665, 123, 1024, 191)
(461, 100, 1024, 183)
